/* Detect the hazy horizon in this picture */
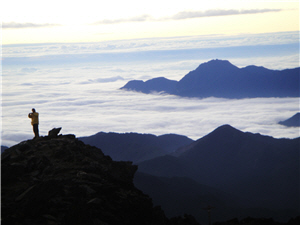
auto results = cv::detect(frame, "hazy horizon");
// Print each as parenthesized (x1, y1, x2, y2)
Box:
(2, 32, 299, 146)
(3, 1, 298, 44)
(2, 1, 299, 147)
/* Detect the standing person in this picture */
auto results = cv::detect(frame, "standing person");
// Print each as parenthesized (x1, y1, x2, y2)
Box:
(28, 108, 39, 139)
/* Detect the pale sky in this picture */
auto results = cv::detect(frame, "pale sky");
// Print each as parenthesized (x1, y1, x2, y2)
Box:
(1, 0, 299, 44)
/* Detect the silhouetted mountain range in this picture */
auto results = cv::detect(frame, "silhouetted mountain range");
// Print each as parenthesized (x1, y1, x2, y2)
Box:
(1, 133, 200, 225)
(120, 59, 300, 98)
(79, 125, 300, 223)
(137, 125, 300, 221)
(1, 145, 8, 153)
(134, 172, 241, 224)
(279, 113, 300, 127)
(79, 132, 193, 163)
(2, 126, 300, 224)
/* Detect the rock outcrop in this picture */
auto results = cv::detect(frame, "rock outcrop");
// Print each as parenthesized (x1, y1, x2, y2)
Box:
(1, 132, 198, 225)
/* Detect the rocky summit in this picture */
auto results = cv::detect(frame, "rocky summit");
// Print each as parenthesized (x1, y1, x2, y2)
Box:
(1, 132, 199, 225)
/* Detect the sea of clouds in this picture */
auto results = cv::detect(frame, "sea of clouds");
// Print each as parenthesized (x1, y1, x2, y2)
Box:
(2, 32, 299, 147)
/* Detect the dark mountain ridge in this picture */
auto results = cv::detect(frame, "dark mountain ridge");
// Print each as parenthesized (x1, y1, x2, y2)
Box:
(1, 133, 199, 225)
(121, 59, 300, 98)
(1, 145, 8, 153)
(122, 77, 178, 94)
(134, 172, 240, 224)
(137, 124, 300, 219)
(79, 132, 193, 163)
(2, 127, 299, 225)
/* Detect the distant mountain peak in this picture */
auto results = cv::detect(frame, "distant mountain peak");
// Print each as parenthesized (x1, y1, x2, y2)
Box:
(120, 59, 300, 98)
(199, 124, 244, 142)
(214, 124, 238, 131)
(200, 59, 232, 66)
(203, 59, 231, 65)
(195, 59, 238, 71)
(279, 112, 300, 127)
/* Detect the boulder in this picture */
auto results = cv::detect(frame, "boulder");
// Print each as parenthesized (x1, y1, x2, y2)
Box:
(48, 127, 62, 137)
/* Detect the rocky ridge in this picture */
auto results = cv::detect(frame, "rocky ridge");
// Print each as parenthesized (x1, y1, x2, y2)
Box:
(1, 131, 199, 225)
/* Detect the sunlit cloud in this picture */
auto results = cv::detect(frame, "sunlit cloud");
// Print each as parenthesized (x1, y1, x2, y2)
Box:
(2, 22, 61, 29)
(92, 8, 282, 25)
(93, 14, 153, 25)
(168, 9, 282, 20)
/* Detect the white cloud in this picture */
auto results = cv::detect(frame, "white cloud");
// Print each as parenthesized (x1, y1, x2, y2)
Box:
(79, 76, 125, 84)
(93, 14, 153, 25)
(2, 66, 299, 147)
(2, 22, 61, 29)
(168, 9, 281, 20)
(20, 68, 38, 73)
(3, 32, 298, 60)
(92, 76, 124, 83)
(92, 9, 282, 25)
(1, 34, 299, 146)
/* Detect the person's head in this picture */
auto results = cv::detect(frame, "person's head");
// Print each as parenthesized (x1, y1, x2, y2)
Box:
(32, 108, 36, 113)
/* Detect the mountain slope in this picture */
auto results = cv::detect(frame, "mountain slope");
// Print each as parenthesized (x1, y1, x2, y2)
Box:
(279, 113, 300, 127)
(121, 77, 177, 94)
(120, 59, 300, 98)
(134, 172, 240, 224)
(1, 134, 198, 225)
(137, 125, 300, 215)
(176, 60, 243, 98)
(79, 132, 193, 163)
(1, 145, 8, 153)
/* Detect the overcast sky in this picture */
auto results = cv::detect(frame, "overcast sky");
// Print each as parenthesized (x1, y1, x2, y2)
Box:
(2, 0, 299, 44)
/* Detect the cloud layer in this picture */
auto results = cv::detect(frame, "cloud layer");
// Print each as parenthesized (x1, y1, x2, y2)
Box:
(4, 9, 280, 28)
(2, 22, 61, 29)
(2, 62, 299, 147)
(2, 32, 299, 146)
(169, 9, 281, 20)
(93, 8, 281, 25)
(3, 31, 298, 60)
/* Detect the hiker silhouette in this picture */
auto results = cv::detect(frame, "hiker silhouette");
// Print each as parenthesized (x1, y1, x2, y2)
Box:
(28, 108, 39, 139)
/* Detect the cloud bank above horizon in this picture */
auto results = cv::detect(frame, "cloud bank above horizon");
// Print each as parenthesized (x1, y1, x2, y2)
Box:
(3, 31, 299, 70)
(3, 8, 283, 28)
(91, 8, 282, 25)
(2, 0, 298, 44)
(2, 22, 61, 29)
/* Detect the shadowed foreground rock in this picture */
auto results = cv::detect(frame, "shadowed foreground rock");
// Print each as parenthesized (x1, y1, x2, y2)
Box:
(214, 216, 300, 225)
(1, 133, 199, 225)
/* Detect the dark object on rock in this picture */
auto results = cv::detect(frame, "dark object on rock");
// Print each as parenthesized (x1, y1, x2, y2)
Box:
(1, 134, 199, 225)
(48, 127, 62, 137)
(278, 113, 300, 127)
